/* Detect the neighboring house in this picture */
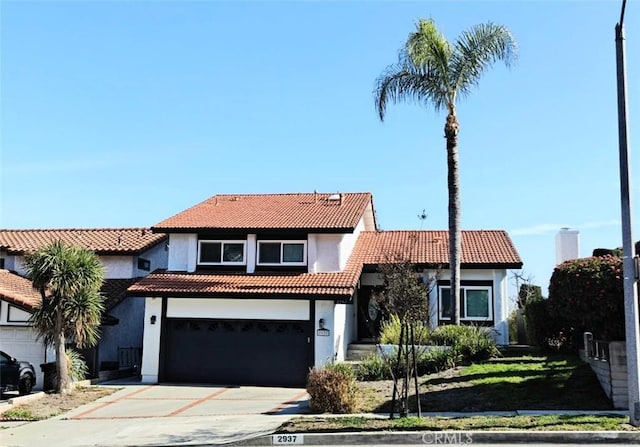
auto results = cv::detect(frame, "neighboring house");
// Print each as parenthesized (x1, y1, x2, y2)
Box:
(0, 269, 53, 389)
(0, 228, 168, 382)
(128, 192, 522, 387)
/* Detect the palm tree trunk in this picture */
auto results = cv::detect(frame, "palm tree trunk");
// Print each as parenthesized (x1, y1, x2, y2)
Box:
(445, 111, 461, 325)
(55, 310, 72, 394)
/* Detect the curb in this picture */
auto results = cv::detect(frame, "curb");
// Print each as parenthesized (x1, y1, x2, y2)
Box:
(7, 391, 45, 406)
(230, 430, 640, 446)
(0, 391, 46, 415)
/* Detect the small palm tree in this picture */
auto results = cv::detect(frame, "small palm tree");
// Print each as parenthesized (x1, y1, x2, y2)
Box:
(24, 241, 105, 394)
(375, 19, 517, 324)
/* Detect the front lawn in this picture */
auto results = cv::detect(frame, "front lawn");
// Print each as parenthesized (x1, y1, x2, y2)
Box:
(278, 353, 629, 434)
(357, 353, 612, 413)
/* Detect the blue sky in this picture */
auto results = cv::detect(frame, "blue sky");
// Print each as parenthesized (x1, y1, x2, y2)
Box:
(1, 0, 638, 297)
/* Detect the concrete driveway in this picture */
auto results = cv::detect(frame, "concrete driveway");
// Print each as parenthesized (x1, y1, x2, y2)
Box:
(1, 383, 309, 447)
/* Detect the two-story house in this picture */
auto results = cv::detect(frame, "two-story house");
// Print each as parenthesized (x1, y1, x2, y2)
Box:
(128, 192, 522, 387)
(0, 228, 168, 386)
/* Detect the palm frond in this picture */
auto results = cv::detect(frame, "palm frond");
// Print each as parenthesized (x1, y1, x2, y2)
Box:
(25, 241, 105, 349)
(450, 22, 518, 99)
(65, 290, 104, 348)
(374, 60, 448, 120)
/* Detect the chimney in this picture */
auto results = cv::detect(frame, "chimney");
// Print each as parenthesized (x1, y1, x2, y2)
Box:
(556, 227, 579, 264)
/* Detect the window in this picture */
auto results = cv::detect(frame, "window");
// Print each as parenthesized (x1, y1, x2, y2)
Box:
(439, 285, 492, 321)
(257, 241, 306, 265)
(137, 258, 151, 271)
(198, 240, 246, 265)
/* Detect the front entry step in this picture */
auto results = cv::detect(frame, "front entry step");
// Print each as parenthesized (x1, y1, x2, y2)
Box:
(346, 343, 378, 360)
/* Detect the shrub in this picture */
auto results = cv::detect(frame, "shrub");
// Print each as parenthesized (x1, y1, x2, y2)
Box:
(428, 325, 499, 362)
(357, 346, 458, 380)
(307, 363, 357, 413)
(46, 349, 90, 387)
(523, 296, 569, 350)
(416, 347, 458, 374)
(67, 349, 89, 382)
(356, 354, 392, 381)
(379, 314, 430, 345)
(548, 255, 624, 341)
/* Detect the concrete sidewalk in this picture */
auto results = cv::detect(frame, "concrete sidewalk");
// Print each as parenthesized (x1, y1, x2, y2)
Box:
(0, 383, 309, 447)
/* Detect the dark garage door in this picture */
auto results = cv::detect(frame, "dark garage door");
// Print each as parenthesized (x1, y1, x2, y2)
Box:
(163, 318, 312, 387)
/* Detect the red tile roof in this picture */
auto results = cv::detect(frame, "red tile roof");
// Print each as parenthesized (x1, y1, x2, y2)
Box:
(127, 230, 521, 300)
(102, 278, 141, 311)
(0, 228, 167, 255)
(153, 193, 374, 232)
(0, 272, 141, 313)
(351, 230, 523, 268)
(0, 270, 41, 311)
(127, 270, 359, 300)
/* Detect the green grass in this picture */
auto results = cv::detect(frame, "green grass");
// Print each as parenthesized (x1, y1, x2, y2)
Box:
(278, 414, 634, 433)
(1, 408, 40, 421)
(446, 355, 611, 410)
(355, 353, 613, 414)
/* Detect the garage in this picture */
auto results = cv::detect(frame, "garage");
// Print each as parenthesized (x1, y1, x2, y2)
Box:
(162, 318, 313, 387)
(0, 325, 47, 390)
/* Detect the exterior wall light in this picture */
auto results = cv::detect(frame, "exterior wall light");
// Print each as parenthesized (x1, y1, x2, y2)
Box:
(150, 315, 157, 325)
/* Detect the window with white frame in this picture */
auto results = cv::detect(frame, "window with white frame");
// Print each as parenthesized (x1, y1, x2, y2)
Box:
(439, 285, 492, 321)
(198, 240, 246, 265)
(257, 240, 306, 265)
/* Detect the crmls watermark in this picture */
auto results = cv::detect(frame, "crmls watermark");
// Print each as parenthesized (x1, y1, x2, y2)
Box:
(422, 432, 473, 445)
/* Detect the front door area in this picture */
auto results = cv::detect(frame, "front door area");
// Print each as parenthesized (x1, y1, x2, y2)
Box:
(356, 286, 384, 341)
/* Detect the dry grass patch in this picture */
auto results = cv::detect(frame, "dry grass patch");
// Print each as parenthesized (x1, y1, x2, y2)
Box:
(1, 386, 117, 421)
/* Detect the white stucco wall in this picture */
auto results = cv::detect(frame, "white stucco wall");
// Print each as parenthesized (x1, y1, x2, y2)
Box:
(493, 269, 509, 345)
(140, 297, 163, 383)
(134, 242, 168, 277)
(315, 300, 335, 366)
(166, 298, 309, 320)
(333, 303, 355, 362)
(246, 234, 256, 273)
(11, 253, 158, 280)
(167, 233, 197, 272)
(101, 256, 134, 279)
(338, 215, 367, 270)
(312, 234, 342, 272)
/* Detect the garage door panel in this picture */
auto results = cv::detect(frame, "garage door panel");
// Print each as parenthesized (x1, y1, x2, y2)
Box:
(164, 319, 311, 387)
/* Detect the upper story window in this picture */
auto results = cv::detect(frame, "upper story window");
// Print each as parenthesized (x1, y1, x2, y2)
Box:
(257, 241, 306, 266)
(439, 285, 492, 321)
(198, 240, 246, 265)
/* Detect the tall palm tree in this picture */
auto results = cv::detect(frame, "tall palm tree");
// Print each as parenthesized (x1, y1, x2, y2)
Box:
(24, 241, 105, 394)
(375, 19, 517, 324)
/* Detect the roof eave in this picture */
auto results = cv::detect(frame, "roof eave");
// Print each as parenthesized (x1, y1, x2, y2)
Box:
(151, 227, 357, 234)
(126, 289, 354, 302)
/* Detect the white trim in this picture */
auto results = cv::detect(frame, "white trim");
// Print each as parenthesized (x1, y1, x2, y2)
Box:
(197, 240, 246, 266)
(166, 298, 310, 320)
(438, 286, 452, 321)
(257, 240, 307, 266)
(438, 285, 493, 322)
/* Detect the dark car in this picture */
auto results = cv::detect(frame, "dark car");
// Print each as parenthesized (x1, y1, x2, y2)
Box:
(0, 351, 36, 395)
